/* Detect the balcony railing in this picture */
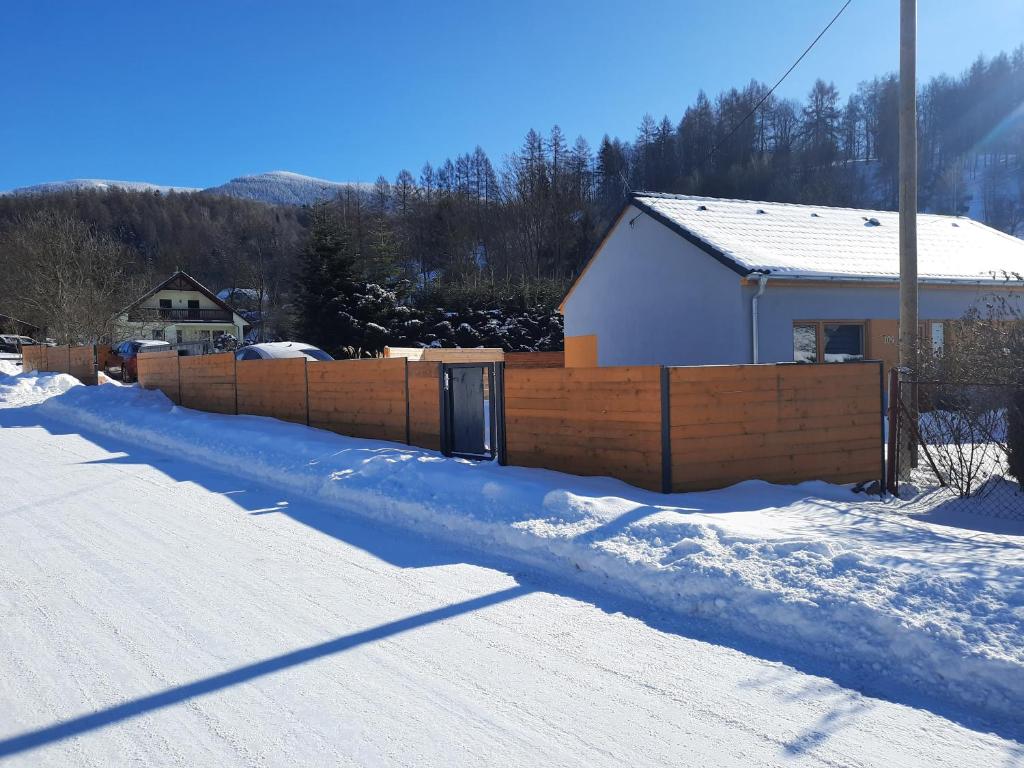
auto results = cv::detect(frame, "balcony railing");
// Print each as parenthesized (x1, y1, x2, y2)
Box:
(126, 307, 233, 323)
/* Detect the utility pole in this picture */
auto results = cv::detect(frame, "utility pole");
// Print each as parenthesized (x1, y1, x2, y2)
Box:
(898, 0, 919, 470)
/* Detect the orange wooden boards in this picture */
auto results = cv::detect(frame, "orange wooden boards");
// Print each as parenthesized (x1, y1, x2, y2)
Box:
(307, 358, 407, 443)
(21, 345, 95, 383)
(20, 345, 45, 373)
(236, 357, 308, 424)
(504, 351, 564, 368)
(669, 362, 882, 491)
(504, 366, 664, 491)
(179, 353, 236, 414)
(563, 335, 597, 368)
(503, 362, 882, 493)
(408, 361, 441, 450)
(138, 350, 181, 403)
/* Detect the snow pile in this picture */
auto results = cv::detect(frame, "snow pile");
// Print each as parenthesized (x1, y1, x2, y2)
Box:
(12, 378, 1024, 723)
(0, 366, 79, 407)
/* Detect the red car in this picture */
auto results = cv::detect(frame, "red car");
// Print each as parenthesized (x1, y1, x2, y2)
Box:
(107, 340, 172, 382)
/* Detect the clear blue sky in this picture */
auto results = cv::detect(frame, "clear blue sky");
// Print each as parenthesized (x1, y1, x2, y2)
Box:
(2, 0, 1021, 191)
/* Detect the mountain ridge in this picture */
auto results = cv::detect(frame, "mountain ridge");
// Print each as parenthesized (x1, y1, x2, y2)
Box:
(2, 171, 367, 207)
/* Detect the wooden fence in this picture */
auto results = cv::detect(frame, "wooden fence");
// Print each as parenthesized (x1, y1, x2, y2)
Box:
(136, 350, 181, 403)
(384, 346, 505, 363)
(504, 351, 564, 368)
(408, 361, 441, 451)
(667, 364, 882, 492)
(307, 358, 408, 442)
(237, 357, 307, 424)
(503, 361, 883, 492)
(180, 353, 236, 414)
(21, 344, 98, 385)
(136, 352, 883, 494)
(137, 353, 441, 450)
(504, 366, 664, 490)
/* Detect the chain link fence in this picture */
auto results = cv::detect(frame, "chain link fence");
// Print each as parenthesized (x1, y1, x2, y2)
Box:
(889, 375, 1024, 519)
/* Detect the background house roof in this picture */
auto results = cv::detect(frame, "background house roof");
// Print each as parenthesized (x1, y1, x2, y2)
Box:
(632, 193, 1024, 284)
(119, 270, 241, 317)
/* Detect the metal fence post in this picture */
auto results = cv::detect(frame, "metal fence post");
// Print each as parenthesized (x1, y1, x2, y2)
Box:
(886, 367, 900, 495)
(495, 362, 507, 465)
(404, 358, 410, 445)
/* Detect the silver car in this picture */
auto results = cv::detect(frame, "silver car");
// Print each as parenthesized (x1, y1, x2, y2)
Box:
(235, 342, 334, 362)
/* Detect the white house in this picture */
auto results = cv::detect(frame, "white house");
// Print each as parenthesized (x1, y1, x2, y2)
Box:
(113, 271, 248, 348)
(560, 193, 1024, 371)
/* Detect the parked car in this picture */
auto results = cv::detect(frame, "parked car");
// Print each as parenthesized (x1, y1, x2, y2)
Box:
(107, 339, 172, 382)
(235, 342, 334, 362)
(0, 334, 39, 354)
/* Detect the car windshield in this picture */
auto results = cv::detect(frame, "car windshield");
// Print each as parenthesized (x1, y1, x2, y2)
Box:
(301, 348, 333, 361)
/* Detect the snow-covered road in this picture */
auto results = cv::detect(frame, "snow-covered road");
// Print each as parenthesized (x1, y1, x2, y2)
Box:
(0, 400, 1020, 765)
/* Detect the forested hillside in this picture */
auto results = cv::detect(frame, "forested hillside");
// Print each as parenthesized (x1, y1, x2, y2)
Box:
(1, 50, 1021, 350)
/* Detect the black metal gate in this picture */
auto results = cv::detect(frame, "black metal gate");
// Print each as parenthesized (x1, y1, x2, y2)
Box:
(440, 362, 504, 462)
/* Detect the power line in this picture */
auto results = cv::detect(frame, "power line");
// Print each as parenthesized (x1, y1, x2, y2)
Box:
(708, 0, 854, 161)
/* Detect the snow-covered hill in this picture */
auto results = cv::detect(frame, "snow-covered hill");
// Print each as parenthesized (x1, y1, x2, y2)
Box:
(202, 171, 367, 206)
(2, 171, 368, 207)
(3, 178, 200, 195)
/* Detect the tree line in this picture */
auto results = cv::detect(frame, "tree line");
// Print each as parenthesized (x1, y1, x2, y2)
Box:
(1, 50, 1021, 348)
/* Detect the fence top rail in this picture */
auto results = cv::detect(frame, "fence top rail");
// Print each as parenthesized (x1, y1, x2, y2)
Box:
(665, 359, 884, 371)
(138, 349, 180, 359)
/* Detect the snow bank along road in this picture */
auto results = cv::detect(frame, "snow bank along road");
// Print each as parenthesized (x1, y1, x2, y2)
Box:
(0, 369, 1021, 765)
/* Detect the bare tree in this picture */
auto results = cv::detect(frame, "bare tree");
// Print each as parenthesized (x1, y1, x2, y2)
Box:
(0, 211, 132, 343)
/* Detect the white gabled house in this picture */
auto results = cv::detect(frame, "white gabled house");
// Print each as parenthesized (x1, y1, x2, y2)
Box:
(113, 270, 248, 348)
(559, 193, 1024, 371)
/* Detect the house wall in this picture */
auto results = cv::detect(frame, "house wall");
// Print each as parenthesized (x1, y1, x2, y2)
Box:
(562, 205, 747, 366)
(747, 282, 1024, 367)
(140, 289, 223, 310)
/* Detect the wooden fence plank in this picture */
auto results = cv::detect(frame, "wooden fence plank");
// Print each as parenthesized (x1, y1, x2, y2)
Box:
(307, 358, 407, 443)
(669, 362, 882, 491)
(236, 358, 307, 424)
(504, 365, 665, 491)
(179, 353, 236, 414)
(504, 351, 564, 368)
(138, 350, 181, 404)
(408, 361, 440, 450)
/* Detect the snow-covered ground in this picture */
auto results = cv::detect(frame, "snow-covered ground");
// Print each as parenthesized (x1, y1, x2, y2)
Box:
(1, 367, 1022, 765)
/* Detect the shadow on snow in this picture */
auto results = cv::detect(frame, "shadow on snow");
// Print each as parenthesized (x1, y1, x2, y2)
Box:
(0, 400, 1021, 757)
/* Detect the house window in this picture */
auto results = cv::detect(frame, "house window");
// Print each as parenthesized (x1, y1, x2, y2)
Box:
(187, 300, 200, 309)
(793, 324, 818, 364)
(793, 321, 865, 363)
(823, 323, 865, 363)
(159, 299, 171, 308)
(931, 322, 945, 353)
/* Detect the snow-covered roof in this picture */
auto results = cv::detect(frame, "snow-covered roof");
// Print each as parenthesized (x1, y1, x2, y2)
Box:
(632, 193, 1024, 284)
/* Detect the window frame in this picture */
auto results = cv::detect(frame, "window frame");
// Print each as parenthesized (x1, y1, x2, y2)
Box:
(792, 320, 867, 364)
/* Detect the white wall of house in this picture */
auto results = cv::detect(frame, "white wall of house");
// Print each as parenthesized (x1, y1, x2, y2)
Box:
(562, 205, 747, 366)
(744, 282, 1024, 363)
(562, 207, 1024, 367)
(140, 289, 223, 310)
